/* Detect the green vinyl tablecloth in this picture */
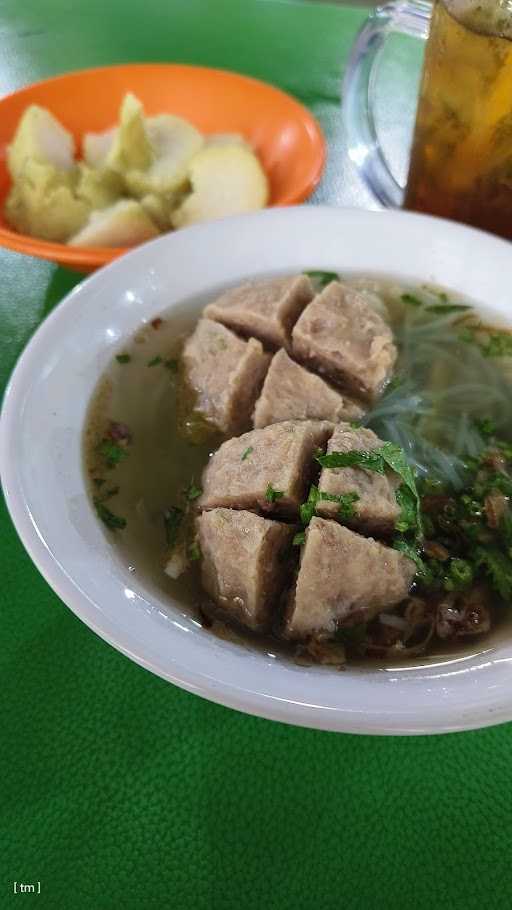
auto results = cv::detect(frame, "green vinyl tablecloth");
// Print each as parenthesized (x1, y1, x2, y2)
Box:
(2, 2, 512, 908)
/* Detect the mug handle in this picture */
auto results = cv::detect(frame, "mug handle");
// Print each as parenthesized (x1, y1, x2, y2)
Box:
(343, 0, 432, 208)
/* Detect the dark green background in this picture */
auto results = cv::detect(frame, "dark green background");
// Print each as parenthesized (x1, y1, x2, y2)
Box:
(1, 1, 511, 907)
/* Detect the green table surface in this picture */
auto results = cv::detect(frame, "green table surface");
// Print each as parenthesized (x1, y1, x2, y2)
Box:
(2, 1, 512, 908)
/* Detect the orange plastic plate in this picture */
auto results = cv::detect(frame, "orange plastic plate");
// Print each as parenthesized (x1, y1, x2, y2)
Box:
(0, 63, 326, 271)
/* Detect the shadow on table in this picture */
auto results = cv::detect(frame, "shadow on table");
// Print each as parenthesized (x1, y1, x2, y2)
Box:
(42, 266, 83, 318)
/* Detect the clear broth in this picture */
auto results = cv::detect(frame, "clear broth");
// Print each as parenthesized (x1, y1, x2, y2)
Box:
(84, 274, 512, 667)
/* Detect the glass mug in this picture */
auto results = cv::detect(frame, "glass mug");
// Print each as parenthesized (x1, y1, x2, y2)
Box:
(344, 0, 512, 240)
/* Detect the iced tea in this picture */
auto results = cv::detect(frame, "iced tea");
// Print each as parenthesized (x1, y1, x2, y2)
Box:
(405, 0, 512, 239)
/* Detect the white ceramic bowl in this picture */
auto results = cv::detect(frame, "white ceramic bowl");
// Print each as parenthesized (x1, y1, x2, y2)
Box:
(3, 206, 512, 735)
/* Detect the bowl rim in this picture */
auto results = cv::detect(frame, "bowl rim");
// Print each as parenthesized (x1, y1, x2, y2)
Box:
(0, 62, 326, 269)
(4, 204, 512, 736)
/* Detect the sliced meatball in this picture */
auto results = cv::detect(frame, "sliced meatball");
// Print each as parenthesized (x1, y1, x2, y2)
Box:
(198, 419, 333, 517)
(204, 274, 314, 349)
(317, 423, 400, 535)
(292, 281, 397, 399)
(284, 518, 416, 639)
(181, 318, 270, 435)
(253, 349, 365, 428)
(198, 508, 295, 631)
